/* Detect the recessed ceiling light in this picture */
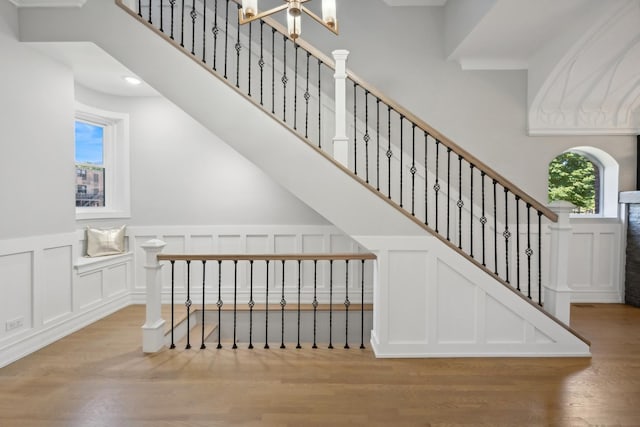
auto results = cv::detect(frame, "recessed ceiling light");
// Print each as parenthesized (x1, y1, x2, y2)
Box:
(123, 76, 142, 86)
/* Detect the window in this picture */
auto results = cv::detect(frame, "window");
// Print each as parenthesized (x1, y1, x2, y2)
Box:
(75, 102, 130, 220)
(548, 152, 600, 214)
(548, 147, 619, 217)
(75, 121, 105, 207)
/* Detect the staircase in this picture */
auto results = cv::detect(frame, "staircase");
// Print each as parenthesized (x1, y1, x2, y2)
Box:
(17, 0, 590, 357)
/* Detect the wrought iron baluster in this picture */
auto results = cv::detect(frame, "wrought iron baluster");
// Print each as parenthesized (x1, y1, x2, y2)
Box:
(138, 0, 142, 17)
(293, 45, 299, 131)
(264, 260, 270, 349)
(400, 116, 404, 208)
(185, 260, 192, 349)
(160, 0, 164, 32)
(504, 189, 510, 284)
(360, 259, 365, 349)
(387, 106, 392, 199)
(248, 260, 255, 349)
(211, 0, 218, 69)
(344, 259, 350, 349)
(353, 82, 358, 175)
(232, 260, 238, 349)
(169, 0, 176, 39)
(312, 260, 318, 349)
(247, 21, 252, 95)
(470, 164, 475, 258)
(481, 172, 487, 266)
(434, 140, 440, 233)
(148, 0, 152, 23)
(446, 148, 451, 241)
(376, 98, 381, 191)
(223, 0, 229, 79)
(190, 0, 196, 55)
(538, 211, 543, 306)
(201, 0, 206, 62)
(457, 156, 463, 249)
(526, 204, 532, 299)
(516, 196, 521, 291)
(364, 90, 370, 184)
(304, 52, 310, 138)
(493, 180, 498, 276)
(318, 60, 322, 148)
(180, 0, 185, 47)
(280, 260, 286, 349)
(259, 21, 264, 105)
(271, 28, 275, 114)
(425, 132, 429, 226)
(201, 260, 206, 349)
(329, 259, 333, 349)
(235, 7, 241, 88)
(411, 124, 416, 216)
(170, 260, 175, 349)
(296, 260, 302, 349)
(217, 260, 223, 349)
(282, 35, 287, 122)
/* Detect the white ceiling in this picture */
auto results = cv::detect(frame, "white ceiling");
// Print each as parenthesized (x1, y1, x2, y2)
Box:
(29, 42, 159, 97)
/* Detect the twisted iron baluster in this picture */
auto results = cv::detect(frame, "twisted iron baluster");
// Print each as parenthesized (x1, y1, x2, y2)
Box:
(280, 260, 286, 349)
(216, 260, 223, 349)
(296, 260, 302, 349)
(312, 260, 318, 349)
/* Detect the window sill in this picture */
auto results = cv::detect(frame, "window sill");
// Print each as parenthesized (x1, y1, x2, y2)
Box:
(76, 209, 131, 221)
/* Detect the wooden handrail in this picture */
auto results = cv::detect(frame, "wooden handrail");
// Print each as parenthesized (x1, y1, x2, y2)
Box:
(158, 253, 377, 262)
(240, 2, 557, 223)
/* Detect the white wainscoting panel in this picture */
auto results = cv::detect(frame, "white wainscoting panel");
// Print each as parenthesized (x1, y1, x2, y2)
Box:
(358, 235, 590, 358)
(568, 219, 623, 303)
(0, 232, 133, 368)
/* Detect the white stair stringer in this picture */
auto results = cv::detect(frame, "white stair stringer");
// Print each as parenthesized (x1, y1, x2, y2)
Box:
(357, 235, 589, 357)
(17, 0, 590, 357)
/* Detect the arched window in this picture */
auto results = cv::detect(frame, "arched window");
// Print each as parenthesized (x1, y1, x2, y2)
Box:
(548, 147, 618, 217)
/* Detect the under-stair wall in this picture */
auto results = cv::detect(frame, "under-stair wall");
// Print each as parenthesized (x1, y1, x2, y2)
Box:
(17, 0, 590, 356)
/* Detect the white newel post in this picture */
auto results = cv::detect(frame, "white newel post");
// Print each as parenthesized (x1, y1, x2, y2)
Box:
(141, 239, 167, 353)
(545, 201, 575, 325)
(332, 49, 349, 166)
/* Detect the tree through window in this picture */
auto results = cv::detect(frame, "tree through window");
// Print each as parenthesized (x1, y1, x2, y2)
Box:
(548, 152, 600, 214)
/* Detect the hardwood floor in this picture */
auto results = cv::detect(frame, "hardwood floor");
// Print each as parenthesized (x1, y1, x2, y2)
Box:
(1, 304, 639, 426)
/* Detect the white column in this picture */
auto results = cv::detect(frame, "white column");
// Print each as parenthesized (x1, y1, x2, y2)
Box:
(141, 239, 167, 353)
(332, 49, 349, 167)
(544, 201, 574, 325)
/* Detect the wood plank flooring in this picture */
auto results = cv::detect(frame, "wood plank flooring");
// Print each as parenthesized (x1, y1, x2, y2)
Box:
(1, 303, 639, 426)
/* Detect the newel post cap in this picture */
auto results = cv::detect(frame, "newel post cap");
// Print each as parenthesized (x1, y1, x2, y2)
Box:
(548, 201, 574, 227)
(141, 239, 167, 250)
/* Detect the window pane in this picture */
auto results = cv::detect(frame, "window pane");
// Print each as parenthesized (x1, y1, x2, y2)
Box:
(75, 165, 105, 207)
(548, 152, 598, 214)
(75, 121, 104, 165)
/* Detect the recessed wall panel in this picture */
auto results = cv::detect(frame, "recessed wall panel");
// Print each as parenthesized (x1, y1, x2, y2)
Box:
(388, 251, 428, 344)
(0, 252, 33, 337)
(42, 246, 73, 324)
(436, 260, 476, 344)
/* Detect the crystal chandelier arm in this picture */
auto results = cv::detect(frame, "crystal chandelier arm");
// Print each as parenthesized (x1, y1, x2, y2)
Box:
(238, 3, 288, 25)
(301, 5, 338, 35)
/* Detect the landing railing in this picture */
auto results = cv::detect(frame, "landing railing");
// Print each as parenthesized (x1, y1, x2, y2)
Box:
(119, 0, 558, 307)
(141, 239, 376, 352)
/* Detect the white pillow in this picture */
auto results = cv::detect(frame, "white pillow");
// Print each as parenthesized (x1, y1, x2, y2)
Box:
(86, 225, 126, 257)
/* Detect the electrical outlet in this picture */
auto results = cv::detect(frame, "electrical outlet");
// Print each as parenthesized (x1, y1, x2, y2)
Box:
(5, 317, 24, 332)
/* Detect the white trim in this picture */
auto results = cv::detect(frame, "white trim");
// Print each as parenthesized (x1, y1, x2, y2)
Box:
(529, 128, 640, 136)
(74, 251, 133, 275)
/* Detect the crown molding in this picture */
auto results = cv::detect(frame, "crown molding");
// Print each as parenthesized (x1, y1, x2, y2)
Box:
(9, 0, 86, 7)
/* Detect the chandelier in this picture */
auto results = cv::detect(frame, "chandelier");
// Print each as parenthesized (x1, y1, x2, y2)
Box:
(239, 0, 338, 40)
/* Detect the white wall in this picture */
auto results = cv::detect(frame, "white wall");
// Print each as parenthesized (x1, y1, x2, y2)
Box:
(0, 0, 75, 240)
(299, 0, 636, 202)
(74, 86, 330, 228)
